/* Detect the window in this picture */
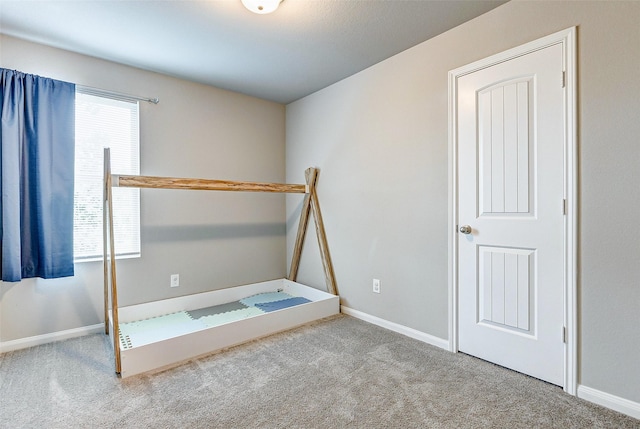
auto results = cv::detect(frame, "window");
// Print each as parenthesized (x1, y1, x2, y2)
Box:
(74, 91, 140, 262)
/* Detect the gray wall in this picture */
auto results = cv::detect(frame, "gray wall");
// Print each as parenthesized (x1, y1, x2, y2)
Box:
(286, 1, 640, 403)
(0, 35, 286, 342)
(1, 0, 639, 407)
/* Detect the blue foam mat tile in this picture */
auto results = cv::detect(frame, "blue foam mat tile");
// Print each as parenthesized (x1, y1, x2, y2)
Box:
(240, 292, 293, 307)
(254, 297, 311, 312)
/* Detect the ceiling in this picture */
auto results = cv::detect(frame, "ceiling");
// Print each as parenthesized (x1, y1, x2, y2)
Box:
(0, 0, 506, 104)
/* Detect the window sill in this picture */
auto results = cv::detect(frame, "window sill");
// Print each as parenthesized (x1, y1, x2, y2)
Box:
(74, 253, 141, 264)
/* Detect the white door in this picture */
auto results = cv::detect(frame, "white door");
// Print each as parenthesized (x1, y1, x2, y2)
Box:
(457, 43, 565, 386)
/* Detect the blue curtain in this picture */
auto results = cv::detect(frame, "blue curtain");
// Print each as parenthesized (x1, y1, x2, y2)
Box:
(0, 69, 75, 282)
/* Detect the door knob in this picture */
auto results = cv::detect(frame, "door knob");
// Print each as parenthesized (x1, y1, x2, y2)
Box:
(459, 225, 472, 234)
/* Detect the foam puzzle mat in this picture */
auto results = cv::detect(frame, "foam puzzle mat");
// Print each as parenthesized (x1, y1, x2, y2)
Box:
(118, 292, 311, 350)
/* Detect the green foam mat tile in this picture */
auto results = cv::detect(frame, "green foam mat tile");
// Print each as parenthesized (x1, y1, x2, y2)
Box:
(119, 311, 205, 349)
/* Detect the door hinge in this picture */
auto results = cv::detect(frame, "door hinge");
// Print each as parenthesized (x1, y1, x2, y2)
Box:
(562, 326, 567, 343)
(562, 71, 566, 88)
(562, 198, 567, 215)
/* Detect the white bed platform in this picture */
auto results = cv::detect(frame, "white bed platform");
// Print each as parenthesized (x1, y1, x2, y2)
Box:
(109, 279, 339, 378)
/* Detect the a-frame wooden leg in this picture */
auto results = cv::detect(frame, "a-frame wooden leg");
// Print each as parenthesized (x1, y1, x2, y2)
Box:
(288, 167, 338, 296)
(103, 152, 110, 335)
(308, 170, 338, 296)
(288, 168, 317, 282)
(104, 149, 122, 374)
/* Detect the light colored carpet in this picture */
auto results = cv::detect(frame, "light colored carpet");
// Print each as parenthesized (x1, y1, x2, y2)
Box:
(0, 315, 637, 428)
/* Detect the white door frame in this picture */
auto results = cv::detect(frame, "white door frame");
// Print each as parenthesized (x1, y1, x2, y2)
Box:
(447, 27, 577, 395)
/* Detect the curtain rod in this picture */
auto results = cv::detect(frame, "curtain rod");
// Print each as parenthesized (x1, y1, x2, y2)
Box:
(76, 85, 159, 104)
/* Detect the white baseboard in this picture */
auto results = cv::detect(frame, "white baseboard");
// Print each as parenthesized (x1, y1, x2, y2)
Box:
(341, 305, 449, 350)
(578, 385, 640, 420)
(0, 323, 104, 354)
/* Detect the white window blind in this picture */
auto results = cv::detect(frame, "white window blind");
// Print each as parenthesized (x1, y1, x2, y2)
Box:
(74, 91, 140, 261)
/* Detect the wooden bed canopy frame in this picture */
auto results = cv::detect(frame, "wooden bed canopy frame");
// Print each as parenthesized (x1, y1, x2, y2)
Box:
(102, 148, 338, 374)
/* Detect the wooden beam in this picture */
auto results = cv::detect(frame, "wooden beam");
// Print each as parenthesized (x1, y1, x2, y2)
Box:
(116, 175, 306, 194)
(287, 168, 317, 282)
(308, 169, 338, 296)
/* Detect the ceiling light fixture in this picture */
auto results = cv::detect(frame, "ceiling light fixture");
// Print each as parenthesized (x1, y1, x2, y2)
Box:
(241, 0, 283, 15)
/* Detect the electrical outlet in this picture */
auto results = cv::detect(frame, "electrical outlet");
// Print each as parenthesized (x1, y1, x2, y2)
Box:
(170, 274, 180, 288)
(373, 278, 381, 294)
